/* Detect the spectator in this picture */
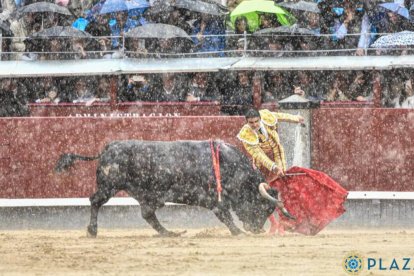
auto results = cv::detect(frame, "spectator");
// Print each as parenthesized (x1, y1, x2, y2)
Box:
(348, 71, 373, 101)
(297, 35, 321, 57)
(45, 38, 70, 60)
(192, 14, 226, 56)
(373, 6, 412, 35)
(0, 78, 29, 116)
(381, 69, 406, 107)
(259, 13, 279, 30)
(35, 87, 60, 104)
(29, 77, 57, 101)
(120, 74, 153, 101)
(331, 1, 372, 56)
(221, 71, 253, 115)
(95, 77, 111, 102)
(85, 14, 111, 37)
(125, 37, 146, 58)
(152, 73, 187, 102)
(226, 16, 251, 53)
(399, 79, 414, 108)
(388, 70, 414, 108)
(186, 72, 220, 102)
(71, 38, 88, 59)
(326, 72, 351, 101)
(72, 77, 95, 104)
(305, 12, 321, 35)
(371, 5, 413, 55)
(165, 8, 193, 34)
(292, 71, 326, 101)
(262, 71, 292, 102)
(257, 36, 294, 57)
(109, 11, 144, 50)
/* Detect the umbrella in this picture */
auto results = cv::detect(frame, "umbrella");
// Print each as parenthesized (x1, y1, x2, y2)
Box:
(379, 2, 410, 19)
(371, 31, 414, 48)
(230, 0, 294, 33)
(0, 20, 11, 33)
(98, 0, 149, 14)
(269, 166, 348, 236)
(14, 2, 73, 18)
(29, 26, 92, 38)
(254, 24, 316, 36)
(125, 23, 192, 41)
(150, 0, 228, 16)
(277, 0, 320, 14)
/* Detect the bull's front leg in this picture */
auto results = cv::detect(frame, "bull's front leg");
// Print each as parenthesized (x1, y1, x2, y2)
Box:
(213, 207, 243, 236)
(141, 205, 183, 237)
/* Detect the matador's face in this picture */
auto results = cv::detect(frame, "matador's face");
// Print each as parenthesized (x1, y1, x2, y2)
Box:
(247, 117, 261, 132)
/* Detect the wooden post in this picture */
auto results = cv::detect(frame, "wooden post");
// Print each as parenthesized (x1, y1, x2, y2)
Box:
(252, 72, 262, 109)
(372, 71, 381, 108)
(110, 75, 117, 111)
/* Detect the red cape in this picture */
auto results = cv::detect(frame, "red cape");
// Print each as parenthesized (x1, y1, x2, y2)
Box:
(270, 166, 348, 235)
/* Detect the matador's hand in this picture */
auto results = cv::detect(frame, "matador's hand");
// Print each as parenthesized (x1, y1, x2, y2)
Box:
(272, 166, 285, 178)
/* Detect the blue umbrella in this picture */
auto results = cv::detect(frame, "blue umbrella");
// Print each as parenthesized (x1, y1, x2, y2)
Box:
(98, 0, 149, 15)
(379, 2, 410, 19)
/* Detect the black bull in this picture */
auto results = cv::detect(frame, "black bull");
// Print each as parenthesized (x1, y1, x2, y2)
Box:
(55, 140, 291, 236)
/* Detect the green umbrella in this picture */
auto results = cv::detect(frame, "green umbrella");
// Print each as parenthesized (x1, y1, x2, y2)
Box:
(230, 0, 295, 33)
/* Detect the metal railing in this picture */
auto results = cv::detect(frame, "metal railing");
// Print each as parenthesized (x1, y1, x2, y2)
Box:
(0, 31, 411, 61)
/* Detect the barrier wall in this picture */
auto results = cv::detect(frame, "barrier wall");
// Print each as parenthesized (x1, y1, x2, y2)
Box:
(0, 117, 244, 198)
(1, 108, 413, 199)
(312, 108, 414, 191)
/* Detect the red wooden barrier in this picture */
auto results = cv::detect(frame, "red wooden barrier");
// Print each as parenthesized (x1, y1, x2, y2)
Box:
(1, 108, 414, 198)
(312, 108, 414, 191)
(0, 117, 244, 198)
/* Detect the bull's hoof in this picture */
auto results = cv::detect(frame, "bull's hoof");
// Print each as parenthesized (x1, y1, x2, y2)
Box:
(154, 230, 187, 237)
(87, 225, 97, 238)
(230, 228, 244, 236)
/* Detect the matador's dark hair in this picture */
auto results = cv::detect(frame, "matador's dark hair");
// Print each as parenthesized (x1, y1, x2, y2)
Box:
(244, 108, 260, 119)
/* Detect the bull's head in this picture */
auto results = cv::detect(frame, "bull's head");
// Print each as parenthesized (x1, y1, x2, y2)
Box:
(233, 181, 279, 234)
(234, 182, 295, 234)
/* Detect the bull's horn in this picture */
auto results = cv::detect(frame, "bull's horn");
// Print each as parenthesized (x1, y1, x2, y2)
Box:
(258, 183, 296, 220)
(258, 183, 279, 203)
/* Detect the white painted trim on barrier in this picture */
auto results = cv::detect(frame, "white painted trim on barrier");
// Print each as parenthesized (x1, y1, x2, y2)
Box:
(0, 192, 414, 207)
(346, 191, 414, 200)
(0, 198, 182, 207)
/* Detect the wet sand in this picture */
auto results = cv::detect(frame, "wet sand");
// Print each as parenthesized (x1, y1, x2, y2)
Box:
(0, 228, 413, 275)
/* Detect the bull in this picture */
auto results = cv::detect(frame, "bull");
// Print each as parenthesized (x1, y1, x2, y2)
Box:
(55, 140, 292, 237)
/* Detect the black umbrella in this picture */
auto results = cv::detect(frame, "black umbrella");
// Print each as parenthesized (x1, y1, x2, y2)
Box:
(277, 0, 320, 13)
(150, 0, 228, 16)
(14, 2, 74, 18)
(29, 26, 92, 39)
(125, 23, 193, 41)
(25, 26, 97, 58)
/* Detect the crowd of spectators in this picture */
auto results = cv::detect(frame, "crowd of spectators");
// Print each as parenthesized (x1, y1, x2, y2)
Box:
(2, 69, 413, 117)
(0, 0, 414, 116)
(0, 0, 414, 59)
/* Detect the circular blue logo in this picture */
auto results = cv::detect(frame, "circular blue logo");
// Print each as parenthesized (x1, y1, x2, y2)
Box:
(343, 252, 364, 275)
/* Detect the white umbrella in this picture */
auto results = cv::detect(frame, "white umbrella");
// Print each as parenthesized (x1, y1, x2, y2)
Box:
(371, 31, 414, 48)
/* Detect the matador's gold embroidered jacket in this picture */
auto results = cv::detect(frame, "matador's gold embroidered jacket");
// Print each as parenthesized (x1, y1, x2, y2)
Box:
(237, 109, 302, 172)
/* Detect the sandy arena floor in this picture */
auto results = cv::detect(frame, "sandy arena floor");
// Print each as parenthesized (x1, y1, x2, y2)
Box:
(0, 228, 413, 275)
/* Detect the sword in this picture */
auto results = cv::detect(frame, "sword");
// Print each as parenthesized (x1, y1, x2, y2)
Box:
(283, 173, 306, 177)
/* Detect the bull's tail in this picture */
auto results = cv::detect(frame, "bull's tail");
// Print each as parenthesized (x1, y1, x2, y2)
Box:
(55, 153, 100, 173)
